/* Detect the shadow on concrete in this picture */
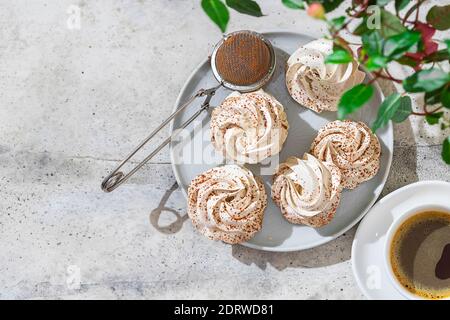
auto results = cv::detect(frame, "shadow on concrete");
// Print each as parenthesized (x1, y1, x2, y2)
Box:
(149, 182, 188, 234)
(383, 116, 419, 196)
(231, 228, 356, 270)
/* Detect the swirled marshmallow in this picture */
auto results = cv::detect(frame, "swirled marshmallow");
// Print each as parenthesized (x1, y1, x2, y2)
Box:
(286, 39, 365, 113)
(210, 89, 289, 164)
(188, 165, 267, 244)
(271, 153, 342, 227)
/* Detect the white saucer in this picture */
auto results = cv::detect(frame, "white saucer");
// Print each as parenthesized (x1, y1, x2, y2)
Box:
(351, 180, 450, 300)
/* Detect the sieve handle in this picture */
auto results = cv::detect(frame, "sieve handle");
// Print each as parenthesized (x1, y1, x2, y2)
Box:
(101, 83, 222, 192)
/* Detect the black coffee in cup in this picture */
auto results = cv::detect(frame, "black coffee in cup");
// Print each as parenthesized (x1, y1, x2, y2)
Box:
(390, 211, 450, 299)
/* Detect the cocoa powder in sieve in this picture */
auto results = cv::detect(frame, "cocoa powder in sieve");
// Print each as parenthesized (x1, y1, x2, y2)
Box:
(215, 33, 271, 86)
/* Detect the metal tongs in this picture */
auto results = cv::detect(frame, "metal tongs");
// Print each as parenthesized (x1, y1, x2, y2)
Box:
(101, 83, 221, 192)
(101, 30, 276, 192)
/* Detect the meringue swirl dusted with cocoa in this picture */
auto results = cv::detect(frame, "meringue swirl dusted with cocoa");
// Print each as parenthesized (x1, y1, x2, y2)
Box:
(286, 39, 365, 113)
(210, 89, 289, 164)
(310, 120, 381, 189)
(271, 153, 342, 227)
(187, 165, 267, 244)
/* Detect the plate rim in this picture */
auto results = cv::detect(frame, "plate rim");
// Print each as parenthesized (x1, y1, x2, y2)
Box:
(351, 180, 450, 299)
(169, 30, 394, 252)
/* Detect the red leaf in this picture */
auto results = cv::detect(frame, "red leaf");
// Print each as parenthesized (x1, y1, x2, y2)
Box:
(415, 22, 435, 41)
(404, 22, 438, 65)
(424, 40, 438, 55)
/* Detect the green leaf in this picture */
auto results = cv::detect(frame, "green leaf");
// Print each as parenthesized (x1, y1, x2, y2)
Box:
(441, 86, 450, 109)
(325, 48, 353, 64)
(365, 55, 388, 71)
(397, 55, 418, 68)
(443, 136, 450, 164)
(353, 17, 369, 36)
(383, 31, 421, 59)
(362, 31, 383, 56)
(372, 93, 403, 131)
(426, 86, 450, 108)
(225, 0, 263, 17)
(329, 16, 346, 30)
(281, 0, 304, 9)
(377, 0, 391, 6)
(380, 9, 406, 38)
(403, 69, 450, 93)
(338, 84, 374, 119)
(361, 31, 387, 71)
(446, 39, 450, 55)
(426, 5, 450, 31)
(425, 112, 444, 125)
(354, 9, 405, 38)
(425, 89, 442, 105)
(392, 96, 412, 122)
(395, 0, 409, 11)
(202, 0, 230, 33)
(423, 49, 450, 63)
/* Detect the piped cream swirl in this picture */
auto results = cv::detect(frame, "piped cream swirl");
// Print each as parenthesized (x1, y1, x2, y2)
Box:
(210, 89, 289, 164)
(286, 39, 365, 113)
(310, 120, 381, 189)
(188, 165, 267, 244)
(271, 153, 342, 227)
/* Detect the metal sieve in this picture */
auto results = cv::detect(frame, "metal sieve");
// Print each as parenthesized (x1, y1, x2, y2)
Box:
(101, 30, 276, 192)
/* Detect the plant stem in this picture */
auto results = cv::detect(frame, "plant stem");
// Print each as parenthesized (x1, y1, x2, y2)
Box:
(384, 68, 401, 82)
(415, 0, 420, 23)
(411, 106, 443, 116)
(430, 106, 443, 113)
(348, 1, 369, 18)
(373, 70, 402, 83)
(402, 1, 422, 25)
(331, 18, 354, 38)
(368, 75, 379, 85)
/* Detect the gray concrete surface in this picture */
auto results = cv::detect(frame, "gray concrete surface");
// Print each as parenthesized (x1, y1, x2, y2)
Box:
(0, 0, 449, 299)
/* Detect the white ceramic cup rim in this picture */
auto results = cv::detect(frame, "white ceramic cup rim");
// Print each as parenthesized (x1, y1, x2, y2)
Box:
(383, 204, 450, 300)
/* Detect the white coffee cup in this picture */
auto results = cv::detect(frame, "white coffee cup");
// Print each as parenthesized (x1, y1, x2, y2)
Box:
(383, 205, 450, 300)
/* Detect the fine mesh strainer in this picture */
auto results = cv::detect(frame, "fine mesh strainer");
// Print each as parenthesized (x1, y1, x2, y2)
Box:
(101, 30, 276, 192)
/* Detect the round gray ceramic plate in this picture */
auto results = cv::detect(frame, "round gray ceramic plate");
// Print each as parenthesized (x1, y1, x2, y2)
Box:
(170, 31, 393, 252)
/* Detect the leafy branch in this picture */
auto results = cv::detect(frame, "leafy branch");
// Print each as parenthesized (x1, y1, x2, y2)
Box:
(201, 0, 450, 164)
